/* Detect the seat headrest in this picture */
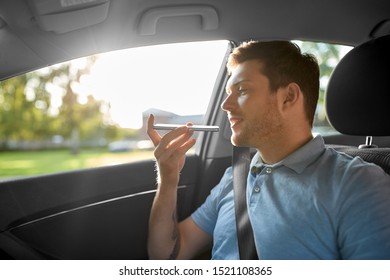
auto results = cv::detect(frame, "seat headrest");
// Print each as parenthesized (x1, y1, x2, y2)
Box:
(325, 35, 390, 136)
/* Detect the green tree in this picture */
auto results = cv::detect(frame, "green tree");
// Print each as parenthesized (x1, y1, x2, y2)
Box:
(28, 56, 108, 153)
(0, 55, 120, 151)
(0, 74, 55, 143)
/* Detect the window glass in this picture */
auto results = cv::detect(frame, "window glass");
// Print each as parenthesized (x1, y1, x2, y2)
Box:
(0, 41, 229, 180)
(294, 41, 353, 135)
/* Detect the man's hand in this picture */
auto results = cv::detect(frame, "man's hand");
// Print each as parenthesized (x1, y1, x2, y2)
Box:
(147, 114, 196, 186)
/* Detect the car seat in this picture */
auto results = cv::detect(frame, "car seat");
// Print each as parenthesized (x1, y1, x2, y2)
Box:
(325, 34, 390, 175)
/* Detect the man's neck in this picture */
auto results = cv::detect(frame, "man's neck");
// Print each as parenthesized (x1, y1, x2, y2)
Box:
(256, 131, 313, 164)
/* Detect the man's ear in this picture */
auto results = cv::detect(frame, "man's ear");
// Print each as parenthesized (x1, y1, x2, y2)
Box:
(281, 82, 302, 109)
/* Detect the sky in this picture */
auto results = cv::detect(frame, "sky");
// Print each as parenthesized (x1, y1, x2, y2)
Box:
(76, 41, 229, 128)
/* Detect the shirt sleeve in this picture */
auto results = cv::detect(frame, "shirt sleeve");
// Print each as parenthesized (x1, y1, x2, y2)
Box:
(191, 167, 233, 236)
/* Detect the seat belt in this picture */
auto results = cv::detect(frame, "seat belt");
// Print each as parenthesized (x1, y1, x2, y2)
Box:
(232, 146, 259, 260)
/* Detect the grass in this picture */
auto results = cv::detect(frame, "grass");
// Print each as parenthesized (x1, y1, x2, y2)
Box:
(0, 149, 154, 180)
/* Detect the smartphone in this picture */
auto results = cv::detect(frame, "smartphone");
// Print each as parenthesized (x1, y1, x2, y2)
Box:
(153, 123, 219, 132)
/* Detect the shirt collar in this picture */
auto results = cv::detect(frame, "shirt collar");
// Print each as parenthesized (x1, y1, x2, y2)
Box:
(250, 135, 326, 174)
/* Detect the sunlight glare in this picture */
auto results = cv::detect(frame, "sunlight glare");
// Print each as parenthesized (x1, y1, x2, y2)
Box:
(79, 41, 228, 129)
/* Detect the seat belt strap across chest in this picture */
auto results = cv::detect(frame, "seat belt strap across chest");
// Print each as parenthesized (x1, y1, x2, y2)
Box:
(232, 146, 259, 260)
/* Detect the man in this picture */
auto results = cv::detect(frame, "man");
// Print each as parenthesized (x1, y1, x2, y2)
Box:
(147, 41, 390, 259)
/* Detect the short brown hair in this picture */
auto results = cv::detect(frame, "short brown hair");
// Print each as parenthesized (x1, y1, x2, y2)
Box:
(227, 41, 320, 126)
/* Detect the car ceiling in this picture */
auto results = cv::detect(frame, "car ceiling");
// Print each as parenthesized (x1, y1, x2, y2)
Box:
(0, 0, 390, 80)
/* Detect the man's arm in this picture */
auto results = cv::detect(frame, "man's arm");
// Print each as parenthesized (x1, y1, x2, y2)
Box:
(148, 190, 212, 259)
(146, 114, 212, 259)
(147, 180, 182, 259)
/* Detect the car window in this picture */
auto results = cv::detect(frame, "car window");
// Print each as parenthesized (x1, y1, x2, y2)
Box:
(294, 41, 353, 136)
(0, 40, 351, 180)
(0, 40, 230, 180)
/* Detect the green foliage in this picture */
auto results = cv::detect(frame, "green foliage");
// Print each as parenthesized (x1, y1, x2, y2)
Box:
(0, 56, 125, 150)
(0, 74, 53, 141)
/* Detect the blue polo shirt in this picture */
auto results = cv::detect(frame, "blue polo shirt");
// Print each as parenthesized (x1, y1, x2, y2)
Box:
(191, 135, 390, 259)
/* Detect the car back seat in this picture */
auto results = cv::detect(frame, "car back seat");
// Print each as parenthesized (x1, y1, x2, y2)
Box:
(325, 34, 390, 175)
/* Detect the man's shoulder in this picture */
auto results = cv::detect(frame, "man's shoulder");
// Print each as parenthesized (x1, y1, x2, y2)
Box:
(322, 145, 390, 183)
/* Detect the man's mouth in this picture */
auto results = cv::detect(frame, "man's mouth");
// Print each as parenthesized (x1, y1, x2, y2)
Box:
(229, 117, 242, 128)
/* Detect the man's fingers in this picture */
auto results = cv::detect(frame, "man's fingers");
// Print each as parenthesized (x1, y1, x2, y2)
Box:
(157, 126, 190, 147)
(147, 114, 161, 147)
(175, 138, 196, 155)
(148, 113, 196, 162)
(155, 129, 194, 159)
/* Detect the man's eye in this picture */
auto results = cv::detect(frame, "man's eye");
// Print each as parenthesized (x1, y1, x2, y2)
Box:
(238, 88, 247, 95)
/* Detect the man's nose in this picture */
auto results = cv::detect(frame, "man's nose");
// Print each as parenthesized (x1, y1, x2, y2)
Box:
(221, 93, 235, 112)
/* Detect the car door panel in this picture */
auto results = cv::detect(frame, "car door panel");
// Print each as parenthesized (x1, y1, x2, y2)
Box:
(0, 155, 200, 259)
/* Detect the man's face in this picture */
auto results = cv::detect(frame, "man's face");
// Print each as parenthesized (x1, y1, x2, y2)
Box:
(222, 60, 283, 149)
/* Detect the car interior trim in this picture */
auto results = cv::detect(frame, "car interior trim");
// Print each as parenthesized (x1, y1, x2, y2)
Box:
(6, 186, 188, 232)
(138, 5, 219, 36)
